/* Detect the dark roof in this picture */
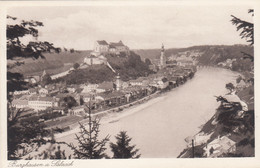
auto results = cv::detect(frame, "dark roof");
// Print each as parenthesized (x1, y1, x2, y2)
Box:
(109, 41, 125, 47)
(12, 99, 28, 105)
(109, 44, 116, 48)
(98, 91, 125, 99)
(97, 40, 109, 45)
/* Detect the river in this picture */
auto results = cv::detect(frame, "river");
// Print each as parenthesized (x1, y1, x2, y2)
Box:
(55, 67, 240, 158)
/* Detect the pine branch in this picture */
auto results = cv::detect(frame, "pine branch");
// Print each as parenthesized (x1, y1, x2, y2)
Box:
(230, 15, 254, 46)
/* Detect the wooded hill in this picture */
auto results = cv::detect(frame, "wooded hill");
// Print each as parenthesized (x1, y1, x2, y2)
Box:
(134, 44, 253, 67)
(53, 51, 152, 84)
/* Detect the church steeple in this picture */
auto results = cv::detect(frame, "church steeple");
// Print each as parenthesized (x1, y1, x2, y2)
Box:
(160, 43, 165, 69)
(161, 43, 165, 52)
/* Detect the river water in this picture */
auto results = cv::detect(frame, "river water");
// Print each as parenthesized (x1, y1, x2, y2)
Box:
(56, 67, 239, 158)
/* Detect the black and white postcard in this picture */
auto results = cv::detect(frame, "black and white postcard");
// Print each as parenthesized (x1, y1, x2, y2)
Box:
(0, 1, 259, 168)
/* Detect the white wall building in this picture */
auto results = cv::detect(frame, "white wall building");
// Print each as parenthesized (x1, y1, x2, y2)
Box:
(28, 96, 58, 111)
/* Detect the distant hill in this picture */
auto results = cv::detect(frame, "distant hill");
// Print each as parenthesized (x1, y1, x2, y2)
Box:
(134, 45, 254, 67)
(9, 44, 253, 79)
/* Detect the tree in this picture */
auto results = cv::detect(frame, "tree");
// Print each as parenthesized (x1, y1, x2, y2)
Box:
(73, 63, 80, 70)
(62, 96, 78, 109)
(145, 58, 152, 65)
(236, 75, 243, 84)
(7, 16, 60, 159)
(110, 131, 141, 159)
(70, 48, 75, 53)
(41, 73, 52, 86)
(7, 15, 60, 94)
(231, 9, 254, 61)
(7, 106, 50, 159)
(225, 83, 235, 93)
(60, 102, 110, 159)
(7, 15, 60, 60)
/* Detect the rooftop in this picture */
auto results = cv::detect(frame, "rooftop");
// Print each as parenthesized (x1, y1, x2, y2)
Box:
(98, 81, 114, 90)
(109, 41, 125, 47)
(12, 99, 28, 105)
(29, 95, 54, 102)
(97, 40, 109, 45)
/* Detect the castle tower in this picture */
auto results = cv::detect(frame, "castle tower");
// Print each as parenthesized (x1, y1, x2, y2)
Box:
(160, 43, 165, 68)
(115, 73, 121, 91)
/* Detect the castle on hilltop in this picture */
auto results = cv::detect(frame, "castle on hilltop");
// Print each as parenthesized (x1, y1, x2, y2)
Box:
(84, 40, 130, 66)
(91, 40, 130, 56)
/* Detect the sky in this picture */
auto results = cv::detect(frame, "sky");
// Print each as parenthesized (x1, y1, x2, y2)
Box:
(7, 5, 254, 50)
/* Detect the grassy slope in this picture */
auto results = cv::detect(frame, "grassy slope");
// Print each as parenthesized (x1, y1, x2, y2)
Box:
(9, 50, 91, 76)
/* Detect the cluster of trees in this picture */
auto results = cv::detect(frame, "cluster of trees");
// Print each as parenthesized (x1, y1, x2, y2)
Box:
(56, 103, 140, 159)
(7, 15, 60, 94)
(7, 16, 62, 159)
(109, 51, 152, 80)
(8, 106, 50, 159)
(52, 51, 153, 85)
(54, 65, 115, 84)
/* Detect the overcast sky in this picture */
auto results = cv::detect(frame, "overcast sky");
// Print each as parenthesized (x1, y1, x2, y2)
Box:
(7, 5, 253, 50)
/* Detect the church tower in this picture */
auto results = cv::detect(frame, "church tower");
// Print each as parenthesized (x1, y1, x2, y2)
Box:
(115, 73, 121, 91)
(160, 43, 165, 68)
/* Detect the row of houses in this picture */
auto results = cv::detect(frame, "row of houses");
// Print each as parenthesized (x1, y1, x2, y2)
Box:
(68, 67, 195, 115)
(70, 85, 154, 115)
(12, 65, 195, 116)
(12, 95, 59, 111)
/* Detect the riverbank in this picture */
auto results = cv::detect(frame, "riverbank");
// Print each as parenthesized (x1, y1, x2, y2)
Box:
(55, 93, 166, 139)
(53, 69, 195, 137)
(22, 67, 240, 159)
(54, 67, 239, 158)
(178, 69, 254, 158)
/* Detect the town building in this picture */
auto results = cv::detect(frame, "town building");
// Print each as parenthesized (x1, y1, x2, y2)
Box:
(92, 40, 109, 55)
(38, 87, 49, 96)
(13, 90, 29, 95)
(150, 77, 169, 89)
(29, 88, 37, 95)
(203, 136, 236, 157)
(25, 76, 40, 84)
(71, 105, 86, 115)
(67, 87, 76, 93)
(12, 99, 28, 109)
(81, 84, 99, 93)
(96, 81, 114, 93)
(129, 77, 150, 87)
(83, 55, 107, 66)
(28, 96, 58, 111)
(50, 70, 71, 80)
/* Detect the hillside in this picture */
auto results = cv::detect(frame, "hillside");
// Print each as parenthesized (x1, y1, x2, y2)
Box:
(52, 51, 152, 84)
(178, 78, 254, 158)
(9, 50, 91, 76)
(134, 45, 253, 70)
